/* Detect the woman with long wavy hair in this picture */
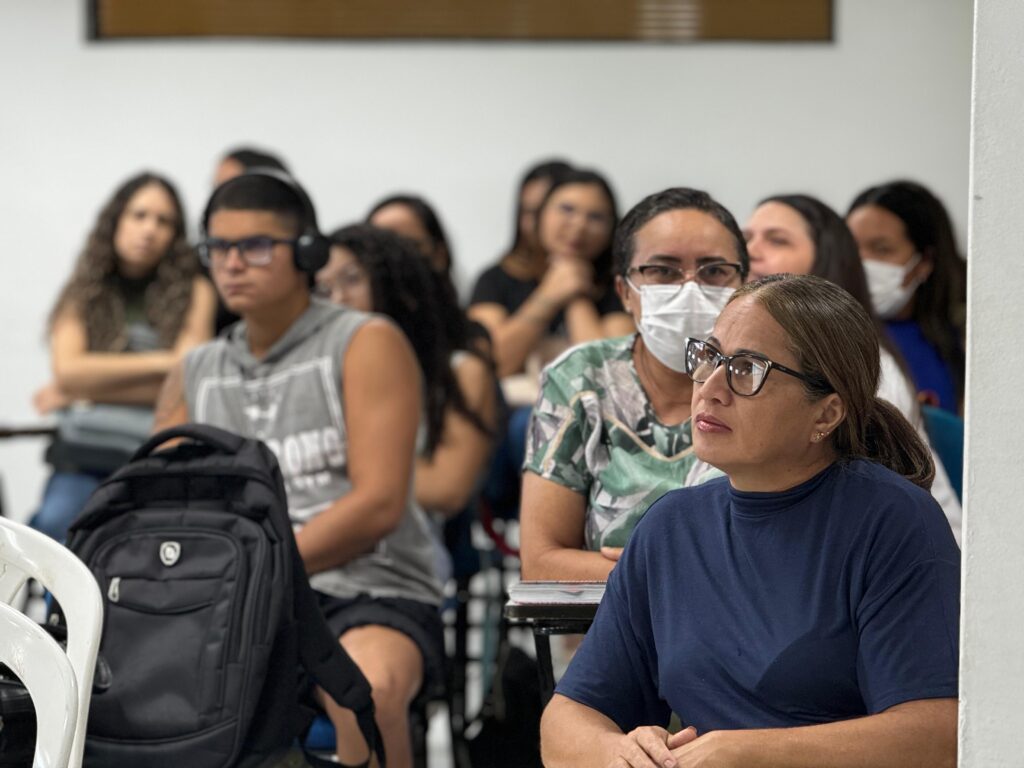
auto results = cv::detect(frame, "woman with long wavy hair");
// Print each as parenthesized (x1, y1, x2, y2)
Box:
(30, 171, 216, 540)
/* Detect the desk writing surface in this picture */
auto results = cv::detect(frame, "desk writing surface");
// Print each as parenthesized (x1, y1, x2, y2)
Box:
(504, 580, 605, 623)
(504, 601, 600, 622)
(0, 423, 56, 439)
(504, 581, 606, 704)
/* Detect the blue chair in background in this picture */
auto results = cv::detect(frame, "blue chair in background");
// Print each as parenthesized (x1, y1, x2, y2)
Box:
(921, 405, 964, 502)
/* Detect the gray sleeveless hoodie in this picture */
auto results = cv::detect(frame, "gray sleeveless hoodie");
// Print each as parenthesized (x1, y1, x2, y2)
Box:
(184, 299, 442, 605)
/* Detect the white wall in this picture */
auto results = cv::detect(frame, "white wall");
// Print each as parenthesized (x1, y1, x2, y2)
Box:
(959, 0, 1024, 764)
(0, 0, 972, 520)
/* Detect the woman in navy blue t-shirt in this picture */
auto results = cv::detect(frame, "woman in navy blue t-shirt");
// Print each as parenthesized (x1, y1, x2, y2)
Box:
(542, 274, 959, 768)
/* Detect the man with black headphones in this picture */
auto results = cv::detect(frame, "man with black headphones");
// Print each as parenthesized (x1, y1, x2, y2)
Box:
(154, 170, 444, 767)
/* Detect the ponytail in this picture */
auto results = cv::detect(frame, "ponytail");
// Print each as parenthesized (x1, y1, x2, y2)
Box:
(850, 398, 935, 490)
(737, 275, 937, 491)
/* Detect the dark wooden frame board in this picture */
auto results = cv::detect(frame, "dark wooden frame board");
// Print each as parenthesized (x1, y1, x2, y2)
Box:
(88, 0, 833, 43)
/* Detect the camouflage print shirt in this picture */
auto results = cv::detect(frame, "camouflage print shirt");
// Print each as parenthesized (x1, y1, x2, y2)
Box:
(523, 335, 696, 551)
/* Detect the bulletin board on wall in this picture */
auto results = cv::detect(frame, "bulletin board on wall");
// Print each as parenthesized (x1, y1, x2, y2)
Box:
(88, 0, 833, 42)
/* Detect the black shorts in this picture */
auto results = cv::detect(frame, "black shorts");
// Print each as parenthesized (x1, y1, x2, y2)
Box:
(316, 592, 446, 697)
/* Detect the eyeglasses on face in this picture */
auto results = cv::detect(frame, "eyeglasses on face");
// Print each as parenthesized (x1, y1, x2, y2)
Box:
(684, 337, 828, 397)
(198, 236, 296, 268)
(313, 269, 368, 301)
(625, 262, 743, 292)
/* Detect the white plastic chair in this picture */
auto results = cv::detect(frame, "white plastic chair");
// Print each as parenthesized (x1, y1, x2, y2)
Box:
(0, 517, 103, 768)
(0, 601, 79, 767)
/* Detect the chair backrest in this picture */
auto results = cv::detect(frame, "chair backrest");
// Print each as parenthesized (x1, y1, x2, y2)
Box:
(921, 404, 965, 502)
(0, 601, 79, 768)
(0, 517, 103, 768)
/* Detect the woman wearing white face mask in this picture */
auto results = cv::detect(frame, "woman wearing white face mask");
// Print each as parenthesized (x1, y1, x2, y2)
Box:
(519, 188, 747, 581)
(847, 180, 967, 413)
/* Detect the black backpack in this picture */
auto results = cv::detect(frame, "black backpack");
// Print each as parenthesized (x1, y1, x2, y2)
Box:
(65, 424, 384, 768)
(0, 668, 35, 766)
(466, 642, 542, 768)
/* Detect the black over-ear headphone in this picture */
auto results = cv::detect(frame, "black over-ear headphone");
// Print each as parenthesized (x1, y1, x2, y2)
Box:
(200, 167, 330, 274)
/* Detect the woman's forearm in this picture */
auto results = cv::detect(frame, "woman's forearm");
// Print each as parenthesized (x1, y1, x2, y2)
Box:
(415, 440, 488, 517)
(680, 698, 957, 768)
(78, 379, 166, 406)
(564, 297, 605, 344)
(521, 543, 615, 581)
(414, 354, 499, 515)
(541, 694, 630, 768)
(489, 293, 563, 376)
(53, 351, 178, 401)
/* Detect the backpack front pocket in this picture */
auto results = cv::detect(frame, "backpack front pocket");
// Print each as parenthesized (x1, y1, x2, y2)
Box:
(88, 529, 247, 739)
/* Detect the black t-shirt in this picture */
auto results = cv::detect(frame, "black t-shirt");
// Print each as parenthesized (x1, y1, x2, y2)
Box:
(469, 263, 623, 335)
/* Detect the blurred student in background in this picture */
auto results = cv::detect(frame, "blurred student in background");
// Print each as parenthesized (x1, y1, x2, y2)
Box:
(319, 224, 499, 540)
(469, 166, 633, 381)
(847, 180, 966, 413)
(212, 145, 290, 187)
(31, 171, 215, 540)
(367, 193, 453, 276)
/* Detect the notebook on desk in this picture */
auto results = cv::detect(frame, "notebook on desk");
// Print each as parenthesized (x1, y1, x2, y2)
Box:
(507, 580, 605, 605)
(505, 581, 605, 623)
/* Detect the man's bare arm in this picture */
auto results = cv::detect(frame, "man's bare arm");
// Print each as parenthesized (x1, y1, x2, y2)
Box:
(151, 360, 189, 433)
(295, 319, 421, 573)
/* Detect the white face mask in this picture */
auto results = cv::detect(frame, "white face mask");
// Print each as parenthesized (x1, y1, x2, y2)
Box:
(862, 254, 922, 319)
(634, 282, 735, 373)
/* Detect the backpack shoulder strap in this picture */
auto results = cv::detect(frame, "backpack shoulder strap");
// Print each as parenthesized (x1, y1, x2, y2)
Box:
(289, 546, 386, 768)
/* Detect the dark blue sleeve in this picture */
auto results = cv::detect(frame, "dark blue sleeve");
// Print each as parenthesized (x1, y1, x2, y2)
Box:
(886, 321, 959, 412)
(555, 523, 672, 732)
(855, 490, 961, 713)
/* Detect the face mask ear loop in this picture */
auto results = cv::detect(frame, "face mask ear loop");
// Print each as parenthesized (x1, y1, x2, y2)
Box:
(904, 253, 923, 281)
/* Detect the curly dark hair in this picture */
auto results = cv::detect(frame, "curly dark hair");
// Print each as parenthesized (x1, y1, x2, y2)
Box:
(48, 172, 198, 351)
(328, 224, 494, 457)
(367, 194, 453, 274)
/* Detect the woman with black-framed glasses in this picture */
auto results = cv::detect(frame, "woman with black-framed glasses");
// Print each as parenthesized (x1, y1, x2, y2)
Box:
(741, 193, 962, 543)
(543, 274, 959, 768)
(519, 187, 748, 583)
(684, 337, 830, 397)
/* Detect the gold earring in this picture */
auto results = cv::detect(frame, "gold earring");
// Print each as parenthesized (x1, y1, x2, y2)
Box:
(814, 431, 827, 442)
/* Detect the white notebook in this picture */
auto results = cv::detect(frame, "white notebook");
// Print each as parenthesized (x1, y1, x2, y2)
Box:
(507, 580, 606, 605)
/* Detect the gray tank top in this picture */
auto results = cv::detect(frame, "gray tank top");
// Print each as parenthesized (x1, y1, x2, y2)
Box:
(184, 300, 442, 605)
